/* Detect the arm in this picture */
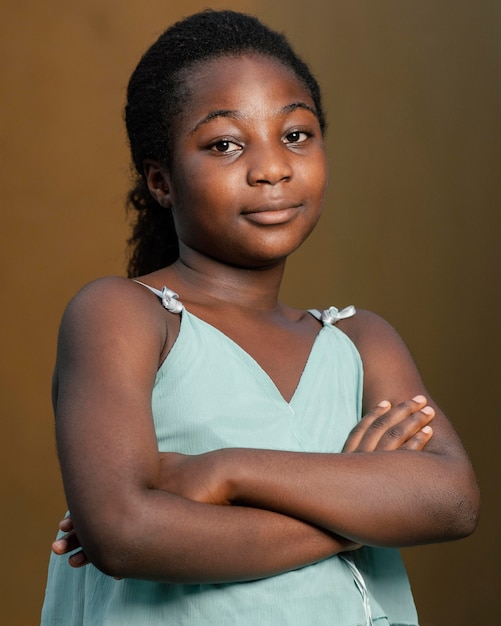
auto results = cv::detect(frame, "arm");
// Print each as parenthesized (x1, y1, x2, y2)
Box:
(54, 397, 431, 568)
(54, 277, 357, 583)
(156, 311, 479, 547)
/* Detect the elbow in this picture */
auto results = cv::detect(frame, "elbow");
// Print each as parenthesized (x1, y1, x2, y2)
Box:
(452, 483, 480, 539)
(73, 502, 149, 579)
(438, 469, 480, 541)
(74, 490, 187, 581)
(88, 543, 131, 579)
(81, 527, 135, 579)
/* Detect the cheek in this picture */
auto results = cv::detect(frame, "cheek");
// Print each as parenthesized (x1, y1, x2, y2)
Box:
(304, 153, 328, 202)
(317, 150, 329, 184)
(173, 156, 241, 206)
(319, 166, 329, 202)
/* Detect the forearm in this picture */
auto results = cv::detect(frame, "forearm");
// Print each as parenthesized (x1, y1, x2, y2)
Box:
(76, 488, 355, 583)
(223, 447, 478, 547)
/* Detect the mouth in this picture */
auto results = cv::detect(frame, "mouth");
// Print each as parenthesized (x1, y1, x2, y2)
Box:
(242, 201, 302, 225)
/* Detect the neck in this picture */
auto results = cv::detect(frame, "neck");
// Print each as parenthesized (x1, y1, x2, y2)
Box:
(170, 247, 287, 312)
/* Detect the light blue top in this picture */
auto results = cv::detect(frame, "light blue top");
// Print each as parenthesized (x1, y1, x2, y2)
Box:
(41, 293, 419, 626)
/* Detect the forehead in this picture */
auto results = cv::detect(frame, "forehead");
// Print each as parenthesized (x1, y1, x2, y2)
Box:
(179, 54, 315, 121)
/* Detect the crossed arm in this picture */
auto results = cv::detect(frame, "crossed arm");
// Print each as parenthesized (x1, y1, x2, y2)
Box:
(52, 278, 479, 582)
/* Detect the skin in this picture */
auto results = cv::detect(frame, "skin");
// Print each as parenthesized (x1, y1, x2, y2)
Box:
(52, 54, 479, 582)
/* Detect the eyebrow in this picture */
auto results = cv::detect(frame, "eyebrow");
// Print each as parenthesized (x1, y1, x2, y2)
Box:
(281, 102, 318, 118)
(190, 101, 318, 134)
(190, 110, 242, 134)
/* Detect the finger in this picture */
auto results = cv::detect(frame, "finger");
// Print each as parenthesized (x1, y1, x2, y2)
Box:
(354, 395, 430, 452)
(52, 531, 82, 555)
(342, 401, 392, 452)
(68, 550, 90, 568)
(59, 516, 73, 532)
(400, 424, 433, 451)
(375, 404, 435, 451)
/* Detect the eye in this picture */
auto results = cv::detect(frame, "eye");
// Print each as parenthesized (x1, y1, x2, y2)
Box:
(283, 130, 311, 144)
(209, 139, 242, 154)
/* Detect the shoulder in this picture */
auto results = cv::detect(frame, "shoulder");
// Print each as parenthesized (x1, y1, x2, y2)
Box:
(58, 276, 170, 368)
(336, 308, 416, 369)
(63, 275, 169, 319)
(64, 275, 156, 311)
(336, 308, 403, 347)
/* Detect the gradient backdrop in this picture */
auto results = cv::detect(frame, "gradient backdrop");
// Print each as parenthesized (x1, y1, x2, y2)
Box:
(1, 1, 499, 624)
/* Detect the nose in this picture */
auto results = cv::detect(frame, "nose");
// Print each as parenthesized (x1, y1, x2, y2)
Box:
(247, 144, 292, 186)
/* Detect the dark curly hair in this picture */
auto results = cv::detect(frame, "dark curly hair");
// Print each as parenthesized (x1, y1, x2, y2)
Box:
(125, 9, 326, 277)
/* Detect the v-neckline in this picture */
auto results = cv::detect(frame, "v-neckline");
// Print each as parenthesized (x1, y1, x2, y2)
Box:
(180, 308, 326, 406)
(133, 280, 328, 404)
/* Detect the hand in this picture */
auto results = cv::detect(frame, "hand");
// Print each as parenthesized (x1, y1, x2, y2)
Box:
(343, 394, 434, 453)
(158, 450, 231, 505)
(52, 516, 90, 568)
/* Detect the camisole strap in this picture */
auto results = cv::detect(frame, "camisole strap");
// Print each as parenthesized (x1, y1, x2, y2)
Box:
(132, 281, 354, 323)
(133, 280, 184, 314)
(308, 305, 356, 324)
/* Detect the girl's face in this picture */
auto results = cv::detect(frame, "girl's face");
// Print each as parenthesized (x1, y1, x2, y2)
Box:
(157, 54, 328, 268)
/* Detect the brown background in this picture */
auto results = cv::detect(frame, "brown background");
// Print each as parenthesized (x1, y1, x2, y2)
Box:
(1, 1, 499, 624)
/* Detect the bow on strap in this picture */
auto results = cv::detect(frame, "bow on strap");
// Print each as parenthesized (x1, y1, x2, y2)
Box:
(160, 287, 184, 314)
(320, 305, 357, 325)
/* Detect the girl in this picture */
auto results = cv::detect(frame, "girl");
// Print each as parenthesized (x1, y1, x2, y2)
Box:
(41, 9, 479, 626)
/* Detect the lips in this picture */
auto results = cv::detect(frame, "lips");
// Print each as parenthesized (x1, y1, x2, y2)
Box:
(242, 200, 301, 225)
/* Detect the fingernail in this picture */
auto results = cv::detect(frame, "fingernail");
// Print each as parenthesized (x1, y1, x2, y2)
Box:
(421, 406, 434, 415)
(53, 540, 64, 550)
(412, 395, 426, 403)
(421, 425, 432, 434)
(378, 400, 391, 408)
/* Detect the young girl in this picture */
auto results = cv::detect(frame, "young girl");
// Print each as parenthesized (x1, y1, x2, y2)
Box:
(41, 9, 479, 626)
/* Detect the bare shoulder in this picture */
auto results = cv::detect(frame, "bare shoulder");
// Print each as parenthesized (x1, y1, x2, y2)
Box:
(62, 276, 168, 335)
(63, 275, 160, 319)
(56, 276, 171, 383)
(336, 308, 406, 353)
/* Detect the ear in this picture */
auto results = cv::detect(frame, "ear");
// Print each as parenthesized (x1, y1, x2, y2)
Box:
(144, 160, 173, 209)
